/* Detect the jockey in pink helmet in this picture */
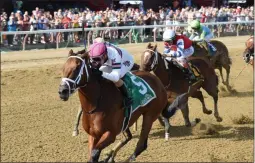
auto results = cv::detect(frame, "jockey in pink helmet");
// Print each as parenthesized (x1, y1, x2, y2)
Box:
(88, 38, 134, 109)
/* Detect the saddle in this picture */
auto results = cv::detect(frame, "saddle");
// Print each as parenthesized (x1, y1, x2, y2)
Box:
(165, 58, 201, 81)
(193, 40, 217, 57)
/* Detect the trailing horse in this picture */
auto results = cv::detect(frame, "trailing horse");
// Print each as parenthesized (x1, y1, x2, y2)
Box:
(141, 43, 222, 128)
(243, 36, 254, 70)
(58, 49, 186, 162)
(194, 40, 232, 90)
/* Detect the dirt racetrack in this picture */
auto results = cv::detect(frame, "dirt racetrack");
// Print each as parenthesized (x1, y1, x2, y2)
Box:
(1, 36, 254, 162)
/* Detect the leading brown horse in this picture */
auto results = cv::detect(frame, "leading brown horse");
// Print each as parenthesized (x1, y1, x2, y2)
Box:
(58, 49, 182, 162)
(141, 43, 222, 127)
(243, 36, 254, 70)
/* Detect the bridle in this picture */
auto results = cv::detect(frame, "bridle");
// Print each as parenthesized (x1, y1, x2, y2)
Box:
(61, 56, 89, 96)
(243, 48, 254, 64)
(144, 48, 159, 71)
(144, 48, 172, 89)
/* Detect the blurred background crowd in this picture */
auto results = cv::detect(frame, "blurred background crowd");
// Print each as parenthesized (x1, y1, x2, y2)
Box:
(0, 0, 254, 47)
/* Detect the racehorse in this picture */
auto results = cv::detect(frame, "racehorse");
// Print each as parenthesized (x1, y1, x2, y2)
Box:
(184, 31, 232, 89)
(58, 49, 183, 162)
(141, 43, 222, 127)
(209, 40, 232, 90)
(243, 36, 254, 69)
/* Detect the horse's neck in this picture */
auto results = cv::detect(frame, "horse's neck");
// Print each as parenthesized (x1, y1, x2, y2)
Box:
(78, 79, 121, 112)
(78, 81, 101, 108)
(153, 53, 171, 86)
(247, 37, 254, 49)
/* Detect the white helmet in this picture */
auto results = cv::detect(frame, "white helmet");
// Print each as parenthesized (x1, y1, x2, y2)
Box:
(163, 29, 176, 41)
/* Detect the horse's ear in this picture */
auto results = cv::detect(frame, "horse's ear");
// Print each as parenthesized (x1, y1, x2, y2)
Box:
(80, 51, 90, 61)
(68, 49, 74, 56)
(147, 43, 152, 49)
(153, 44, 157, 51)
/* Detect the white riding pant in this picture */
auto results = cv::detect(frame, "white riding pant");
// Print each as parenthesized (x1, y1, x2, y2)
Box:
(176, 46, 194, 66)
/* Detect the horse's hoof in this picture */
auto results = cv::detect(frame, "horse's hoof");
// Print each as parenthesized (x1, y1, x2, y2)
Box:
(190, 118, 200, 127)
(185, 123, 191, 127)
(216, 117, 223, 122)
(195, 118, 201, 123)
(125, 154, 136, 162)
(204, 109, 212, 115)
(72, 130, 79, 136)
(108, 157, 115, 163)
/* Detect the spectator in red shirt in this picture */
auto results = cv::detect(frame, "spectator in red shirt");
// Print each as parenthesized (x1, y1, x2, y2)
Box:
(62, 14, 71, 42)
(200, 11, 207, 23)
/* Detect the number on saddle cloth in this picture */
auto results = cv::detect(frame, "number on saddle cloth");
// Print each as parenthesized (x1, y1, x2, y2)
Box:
(121, 72, 156, 131)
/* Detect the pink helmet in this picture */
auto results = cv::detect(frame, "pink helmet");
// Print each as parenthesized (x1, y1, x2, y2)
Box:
(89, 43, 107, 58)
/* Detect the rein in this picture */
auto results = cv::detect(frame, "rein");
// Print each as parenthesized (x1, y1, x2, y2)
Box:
(145, 48, 172, 89)
(145, 48, 159, 71)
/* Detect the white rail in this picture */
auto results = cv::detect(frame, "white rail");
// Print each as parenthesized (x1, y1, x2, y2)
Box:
(1, 21, 254, 35)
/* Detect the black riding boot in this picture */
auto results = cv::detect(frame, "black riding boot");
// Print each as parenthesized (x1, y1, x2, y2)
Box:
(119, 84, 133, 110)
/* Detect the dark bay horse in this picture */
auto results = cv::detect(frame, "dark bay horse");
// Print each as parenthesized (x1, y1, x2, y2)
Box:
(58, 49, 180, 162)
(243, 36, 254, 69)
(184, 31, 232, 88)
(209, 40, 232, 89)
(141, 43, 222, 127)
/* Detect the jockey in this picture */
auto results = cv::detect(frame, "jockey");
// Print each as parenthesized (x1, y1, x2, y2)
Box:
(163, 29, 204, 84)
(88, 38, 134, 110)
(188, 20, 217, 55)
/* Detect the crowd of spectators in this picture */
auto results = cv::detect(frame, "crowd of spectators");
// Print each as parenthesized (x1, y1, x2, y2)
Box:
(0, 5, 254, 46)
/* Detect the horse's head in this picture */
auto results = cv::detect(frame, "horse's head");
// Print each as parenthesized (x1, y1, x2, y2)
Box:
(58, 49, 90, 101)
(243, 37, 254, 64)
(141, 43, 159, 71)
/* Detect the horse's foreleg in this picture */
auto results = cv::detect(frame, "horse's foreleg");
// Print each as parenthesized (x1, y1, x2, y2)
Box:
(213, 95, 223, 122)
(223, 64, 231, 90)
(218, 66, 225, 84)
(94, 131, 116, 162)
(191, 91, 212, 115)
(105, 129, 133, 163)
(158, 115, 166, 127)
(162, 116, 171, 141)
(203, 77, 223, 122)
(73, 107, 83, 136)
(88, 135, 100, 162)
(180, 104, 191, 127)
(126, 116, 152, 162)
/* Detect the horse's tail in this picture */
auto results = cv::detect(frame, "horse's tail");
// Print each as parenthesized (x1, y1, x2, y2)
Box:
(224, 47, 232, 66)
(162, 93, 189, 119)
(211, 40, 232, 65)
